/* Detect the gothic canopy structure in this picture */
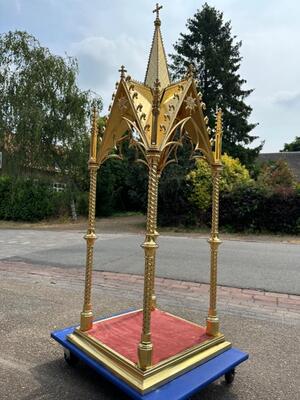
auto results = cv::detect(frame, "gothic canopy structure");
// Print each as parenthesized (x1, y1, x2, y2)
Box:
(66, 4, 226, 389)
(96, 4, 221, 171)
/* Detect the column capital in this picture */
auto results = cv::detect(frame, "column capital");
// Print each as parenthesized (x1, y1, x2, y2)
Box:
(211, 162, 223, 171)
(146, 149, 160, 160)
(88, 159, 99, 170)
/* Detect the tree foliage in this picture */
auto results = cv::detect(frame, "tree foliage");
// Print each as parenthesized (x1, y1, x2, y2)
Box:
(256, 160, 296, 192)
(280, 136, 300, 152)
(0, 175, 68, 221)
(220, 185, 300, 234)
(169, 3, 262, 166)
(187, 154, 252, 211)
(0, 30, 101, 187)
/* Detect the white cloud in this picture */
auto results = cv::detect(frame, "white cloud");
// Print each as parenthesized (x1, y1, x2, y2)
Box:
(2, 0, 300, 151)
(71, 34, 147, 110)
(273, 91, 300, 108)
(15, 0, 21, 14)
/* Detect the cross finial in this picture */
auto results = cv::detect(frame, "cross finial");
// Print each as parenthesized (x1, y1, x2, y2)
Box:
(186, 63, 195, 78)
(119, 65, 127, 79)
(153, 3, 163, 22)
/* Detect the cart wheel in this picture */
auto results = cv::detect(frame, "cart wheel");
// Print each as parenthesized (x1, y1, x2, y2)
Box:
(64, 349, 79, 367)
(224, 369, 235, 384)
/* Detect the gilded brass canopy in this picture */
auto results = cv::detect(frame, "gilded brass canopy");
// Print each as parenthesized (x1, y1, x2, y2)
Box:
(96, 5, 221, 172)
(73, 3, 226, 387)
(97, 65, 221, 173)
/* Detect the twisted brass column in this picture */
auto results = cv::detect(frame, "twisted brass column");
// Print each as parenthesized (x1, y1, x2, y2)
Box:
(138, 151, 159, 369)
(206, 163, 222, 336)
(80, 107, 99, 332)
(151, 172, 160, 310)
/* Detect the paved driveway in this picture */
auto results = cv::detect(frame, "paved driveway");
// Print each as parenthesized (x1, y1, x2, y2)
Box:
(1, 263, 299, 400)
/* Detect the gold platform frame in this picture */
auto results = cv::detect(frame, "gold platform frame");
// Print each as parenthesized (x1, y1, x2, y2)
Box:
(68, 4, 229, 393)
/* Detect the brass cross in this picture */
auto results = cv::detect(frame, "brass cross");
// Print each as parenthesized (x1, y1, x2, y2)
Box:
(153, 3, 163, 19)
(118, 65, 127, 79)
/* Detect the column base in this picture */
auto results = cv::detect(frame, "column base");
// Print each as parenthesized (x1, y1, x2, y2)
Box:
(138, 341, 153, 370)
(80, 311, 93, 331)
(206, 316, 220, 336)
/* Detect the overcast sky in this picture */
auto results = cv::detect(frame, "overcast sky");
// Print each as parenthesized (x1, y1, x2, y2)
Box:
(1, 0, 299, 152)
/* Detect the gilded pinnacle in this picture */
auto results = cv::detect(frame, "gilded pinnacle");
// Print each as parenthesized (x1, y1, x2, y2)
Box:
(214, 108, 223, 163)
(144, 4, 170, 90)
(89, 105, 98, 161)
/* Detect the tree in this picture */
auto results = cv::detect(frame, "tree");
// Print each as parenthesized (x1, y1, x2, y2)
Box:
(187, 154, 252, 211)
(169, 3, 262, 167)
(281, 136, 300, 152)
(0, 30, 102, 188)
(257, 160, 296, 191)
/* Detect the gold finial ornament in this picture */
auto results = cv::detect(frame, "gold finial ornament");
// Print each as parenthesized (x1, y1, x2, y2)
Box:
(67, 5, 231, 392)
(153, 3, 163, 20)
(119, 65, 127, 79)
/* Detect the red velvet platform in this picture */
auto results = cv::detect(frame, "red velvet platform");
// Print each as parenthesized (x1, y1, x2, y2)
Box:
(87, 309, 210, 365)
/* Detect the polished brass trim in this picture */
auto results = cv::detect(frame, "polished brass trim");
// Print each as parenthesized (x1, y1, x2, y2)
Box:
(68, 329, 231, 393)
(68, 309, 230, 393)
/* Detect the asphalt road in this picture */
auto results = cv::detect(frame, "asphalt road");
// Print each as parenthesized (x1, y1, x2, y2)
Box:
(0, 229, 299, 294)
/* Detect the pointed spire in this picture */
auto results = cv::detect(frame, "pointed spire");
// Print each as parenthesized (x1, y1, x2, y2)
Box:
(144, 4, 170, 90)
(214, 108, 223, 163)
(90, 104, 98, 161)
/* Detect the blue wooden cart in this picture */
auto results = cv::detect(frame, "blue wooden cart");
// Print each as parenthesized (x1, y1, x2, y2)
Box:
(51, 315, 248, 400)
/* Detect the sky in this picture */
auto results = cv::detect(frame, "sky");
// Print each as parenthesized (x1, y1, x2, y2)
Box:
(1, 0, 299, 152)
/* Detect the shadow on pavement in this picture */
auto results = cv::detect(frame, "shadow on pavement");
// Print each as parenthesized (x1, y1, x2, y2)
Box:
(27, 356, 240, 400)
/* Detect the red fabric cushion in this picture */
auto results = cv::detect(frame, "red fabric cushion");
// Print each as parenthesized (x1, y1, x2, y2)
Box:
(87, 309, 210, 365)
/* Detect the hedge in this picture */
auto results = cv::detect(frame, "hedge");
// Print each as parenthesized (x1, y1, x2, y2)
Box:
(220, 185, 300, 234)
(0, 176, 69, 221)
(157, 181, 300, 234)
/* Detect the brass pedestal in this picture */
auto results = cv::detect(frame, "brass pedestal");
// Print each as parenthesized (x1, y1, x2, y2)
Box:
(68, 309, 231, 394)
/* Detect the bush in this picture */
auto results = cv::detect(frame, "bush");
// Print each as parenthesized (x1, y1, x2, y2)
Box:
(0, 176, 12, 219)
(260, 191, 300, 234)
(0, 176, 69, 221)
(220, 184, 267, 232)
(158, 171, 197, 226)
(187, 154, 252, 211)
(257, 160, 296, 190)
(76, 191, 88, 216)
(94, 145, 148, 217)
(220, 184, 300, 234)
(174, 154, 300, 234)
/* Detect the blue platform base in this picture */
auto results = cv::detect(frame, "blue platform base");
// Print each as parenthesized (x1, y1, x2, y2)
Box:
(51, 320, 248, 400)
